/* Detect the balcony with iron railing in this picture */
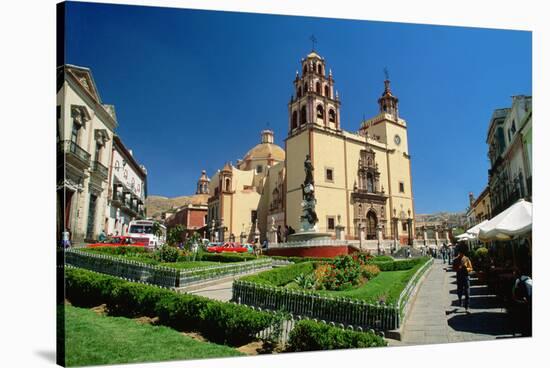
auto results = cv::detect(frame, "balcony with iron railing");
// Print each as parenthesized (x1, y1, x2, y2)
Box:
(58, 140, 91, 169)
(91, 160, 109, 180)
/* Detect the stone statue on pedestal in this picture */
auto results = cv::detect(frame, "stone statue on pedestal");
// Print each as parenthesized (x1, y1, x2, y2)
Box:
(300, 154, 319, 230)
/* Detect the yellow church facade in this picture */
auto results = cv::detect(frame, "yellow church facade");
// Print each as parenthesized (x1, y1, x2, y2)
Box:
(206, 51, 415, 244)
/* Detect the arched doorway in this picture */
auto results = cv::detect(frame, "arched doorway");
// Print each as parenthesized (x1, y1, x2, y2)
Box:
(366, 211, 377, 240)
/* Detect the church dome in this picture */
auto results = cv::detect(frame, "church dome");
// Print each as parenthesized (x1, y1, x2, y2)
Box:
(243, 130, 285, 162)
(244, 142, 285, 161)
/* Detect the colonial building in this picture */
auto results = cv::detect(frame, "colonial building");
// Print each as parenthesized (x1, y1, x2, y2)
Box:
(57, 65, 117, 243)
(206, 51, 415, 244)
(57, 64, 148, 243)
(487, 95, 532, 217)
(105, 135, 147, 236)
(465, 187, 491, 228)
(165, 171, 210, 240)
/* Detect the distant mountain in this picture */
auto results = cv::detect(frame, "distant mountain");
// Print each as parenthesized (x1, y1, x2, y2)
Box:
(145, 194, 209, 219)
(415, 211, 466, 227)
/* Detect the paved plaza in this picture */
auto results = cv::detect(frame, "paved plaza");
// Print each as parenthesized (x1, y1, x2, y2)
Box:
(187, 279, 234, 302)
(396, 259, 518, 345)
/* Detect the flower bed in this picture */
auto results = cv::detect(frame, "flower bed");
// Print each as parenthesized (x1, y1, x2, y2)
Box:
(233, 256, 432, 331)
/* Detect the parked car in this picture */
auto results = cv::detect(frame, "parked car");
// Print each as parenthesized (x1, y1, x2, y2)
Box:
(87, 236, 147, 248)
(206, 241, 249, 253)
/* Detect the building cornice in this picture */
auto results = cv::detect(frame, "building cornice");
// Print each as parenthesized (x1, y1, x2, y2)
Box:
(113, 135, 147, 179)
(64, 68, 118, 132)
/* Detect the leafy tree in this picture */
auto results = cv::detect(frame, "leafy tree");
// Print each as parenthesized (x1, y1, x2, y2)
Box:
(167, 225, 186, 246)
(152, 221, 164, 238)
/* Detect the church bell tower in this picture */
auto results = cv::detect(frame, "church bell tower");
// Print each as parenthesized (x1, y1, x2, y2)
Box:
(288, 50, 341, 135)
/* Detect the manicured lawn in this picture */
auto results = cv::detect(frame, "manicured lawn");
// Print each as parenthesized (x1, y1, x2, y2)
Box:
(63, 305, 243, 367)
(80, 248, 238, 269)
(316, 267, 420, 304)
(267, 259, 427, 305)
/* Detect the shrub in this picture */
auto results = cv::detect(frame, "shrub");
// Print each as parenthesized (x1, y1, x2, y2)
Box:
(240, 262, 315, 287)
(316, 255, 362, 291)
(361, 264, 381, 280)
(472, 247, 490, 270)
(156, 245, 180, 263)
(200, 252, 257, 263)
(286, 319, 387, 352)
(368, 257, 427, 271)
(199, 301, 275, 345)
(64, 267, 275, 346)
(294, 273, 315, 289)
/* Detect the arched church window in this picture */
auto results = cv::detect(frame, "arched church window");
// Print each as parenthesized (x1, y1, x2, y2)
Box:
(225, 178, 231, 192)
(329, 109, 336, 123)
(292, 111, 298, 130)
(317, 64, 322, 74)
(304, 82, 308, 92)
(367, 173, 374, 193)
(303, 64, 307, 74)
(300, 106, 307, 125)
(297, 86, 302, 98)
(316, 82, 321, 94)
(316, 105, 324, 119)
(324, 85, 330, 98)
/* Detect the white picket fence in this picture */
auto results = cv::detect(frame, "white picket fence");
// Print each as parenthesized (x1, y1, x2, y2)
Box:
(65, 249, 274, 288)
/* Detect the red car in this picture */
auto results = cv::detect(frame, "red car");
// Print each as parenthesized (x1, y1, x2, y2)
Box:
(88, 236, 147, 248)
(206, 242, 249, 253)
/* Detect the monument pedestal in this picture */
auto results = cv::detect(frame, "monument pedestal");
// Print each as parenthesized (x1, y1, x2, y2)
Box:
(287, 231, 331, 243)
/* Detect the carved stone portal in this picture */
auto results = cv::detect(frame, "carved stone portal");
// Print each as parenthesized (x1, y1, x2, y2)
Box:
(351, 148, 388, 240)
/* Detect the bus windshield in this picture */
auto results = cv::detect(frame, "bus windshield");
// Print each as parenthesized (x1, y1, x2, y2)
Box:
(129, 225, 154, 234)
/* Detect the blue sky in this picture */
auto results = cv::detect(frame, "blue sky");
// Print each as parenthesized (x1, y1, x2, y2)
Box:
(64, 2, 532, 214)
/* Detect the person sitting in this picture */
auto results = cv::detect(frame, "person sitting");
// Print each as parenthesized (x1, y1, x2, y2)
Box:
(511, 266, 532, 336)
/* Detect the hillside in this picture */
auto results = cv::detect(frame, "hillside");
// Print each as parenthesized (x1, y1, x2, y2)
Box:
(145, 194, 209, 219)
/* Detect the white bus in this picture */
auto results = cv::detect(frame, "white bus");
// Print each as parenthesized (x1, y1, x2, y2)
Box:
(127, 220, 166, 249)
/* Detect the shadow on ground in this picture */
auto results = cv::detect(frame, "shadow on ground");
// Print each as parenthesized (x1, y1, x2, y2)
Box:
(447, 312, 515, 336)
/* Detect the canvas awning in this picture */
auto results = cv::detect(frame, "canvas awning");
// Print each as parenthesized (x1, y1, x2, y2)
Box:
(478, 199, 532, 241)
(466, 219, 489, 237)
(455, 233, 476, 241)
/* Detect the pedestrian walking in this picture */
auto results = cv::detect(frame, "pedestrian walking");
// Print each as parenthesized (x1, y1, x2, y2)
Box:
(276, 225, 282, 244)
(453, 248, 473, 312)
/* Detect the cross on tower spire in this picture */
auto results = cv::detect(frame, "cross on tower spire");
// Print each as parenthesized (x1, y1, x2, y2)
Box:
(309, 34, 317, 51)
(384, 67, 390, 81)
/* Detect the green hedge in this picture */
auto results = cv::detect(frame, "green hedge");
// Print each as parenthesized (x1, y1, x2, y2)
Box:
(286, 319, 387, 351)
(371, 255, 394, 262)
(368, 257, 428, 271)
(199, 252, 257, 263)
(270, 256, 334, 263)
(64, 267, 275, 346)
(239, 262, 315, 286)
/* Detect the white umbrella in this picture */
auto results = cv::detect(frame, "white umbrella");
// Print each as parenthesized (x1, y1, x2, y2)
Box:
(466, 219, 489, 237)
(478, 199, 532, 241)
